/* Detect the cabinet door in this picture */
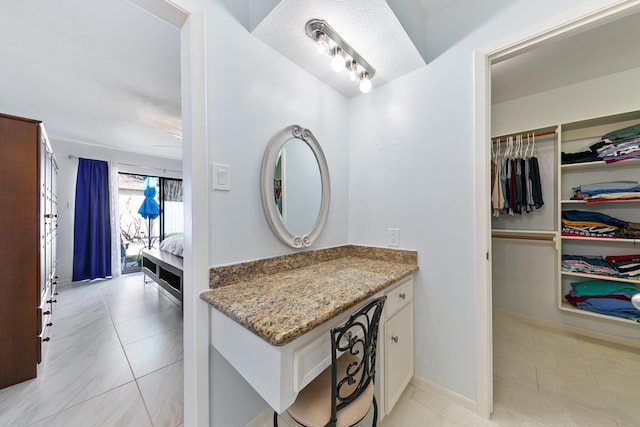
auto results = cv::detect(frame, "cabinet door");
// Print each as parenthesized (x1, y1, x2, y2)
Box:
(384, 301, 414, 414)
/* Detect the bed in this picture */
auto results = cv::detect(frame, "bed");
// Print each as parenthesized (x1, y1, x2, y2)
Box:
(141, 234, 184, 306)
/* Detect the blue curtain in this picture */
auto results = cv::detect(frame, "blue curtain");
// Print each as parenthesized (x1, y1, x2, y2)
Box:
(72, 158, 112, 281)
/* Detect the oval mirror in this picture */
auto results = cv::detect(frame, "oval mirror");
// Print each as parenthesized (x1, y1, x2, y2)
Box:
(261, 125, 330, 248)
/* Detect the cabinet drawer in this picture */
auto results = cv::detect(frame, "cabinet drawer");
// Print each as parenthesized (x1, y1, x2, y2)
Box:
(385, 278, 413, 319)
(292, 308, 352, 393)
(293, 333, 332, 393)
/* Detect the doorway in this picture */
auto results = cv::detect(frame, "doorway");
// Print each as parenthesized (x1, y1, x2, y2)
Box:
(132, 2, 211, 426)
(476, 0, 640, 420)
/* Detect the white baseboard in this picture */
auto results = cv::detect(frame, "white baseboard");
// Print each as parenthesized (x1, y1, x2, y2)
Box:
(410, 375, 476, 413)
(244, 407, 272, 427)
(244, 408, 299, 427)
(494, 308, 640, 349)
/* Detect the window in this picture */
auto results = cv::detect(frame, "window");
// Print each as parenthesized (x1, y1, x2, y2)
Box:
(160, 178, 184, 240)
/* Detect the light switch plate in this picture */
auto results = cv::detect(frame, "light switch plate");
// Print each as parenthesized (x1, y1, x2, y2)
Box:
(212, 163, 231, 191)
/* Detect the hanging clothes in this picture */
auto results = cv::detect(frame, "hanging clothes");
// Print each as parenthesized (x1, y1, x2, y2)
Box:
(491, 133, 544, 217)
(529, 156, 544, 208)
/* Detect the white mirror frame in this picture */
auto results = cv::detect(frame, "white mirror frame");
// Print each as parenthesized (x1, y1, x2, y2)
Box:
(261, 125, 330, 248)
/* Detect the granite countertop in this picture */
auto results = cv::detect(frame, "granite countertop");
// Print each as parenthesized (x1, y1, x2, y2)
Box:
(199, 245, 418, 346)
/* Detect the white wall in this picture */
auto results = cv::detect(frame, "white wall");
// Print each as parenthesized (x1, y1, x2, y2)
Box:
(51, 138, 182, 284)
(348, 0, 595, 402)
(493, 66, 640, 135)
(206, 4, 349, 267)
(201, 2, 349, 425)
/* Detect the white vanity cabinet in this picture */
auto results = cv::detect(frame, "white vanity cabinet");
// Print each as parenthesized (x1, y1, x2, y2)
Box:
(380, 277, 414, 415)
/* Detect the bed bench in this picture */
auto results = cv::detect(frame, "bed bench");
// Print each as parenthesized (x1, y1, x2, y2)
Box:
(141, 248, 183, 306)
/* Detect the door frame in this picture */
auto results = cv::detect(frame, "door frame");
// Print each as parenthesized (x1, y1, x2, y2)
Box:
(129, 1, 210, 426)
(473, 0, 640, 418)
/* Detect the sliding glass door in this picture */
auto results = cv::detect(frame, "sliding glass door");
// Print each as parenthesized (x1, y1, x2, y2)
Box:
(118, 173, 183, 274)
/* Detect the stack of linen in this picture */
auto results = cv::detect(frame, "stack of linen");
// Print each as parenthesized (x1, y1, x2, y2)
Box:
(561, 210, 626, 238)
(561, 122, 640, 165)
(571, 181, 640, 203)
(605, 254, 640, 278)
(563, 253, 640, 279)
(597, 122, 640, 163)
(565, 280, 640, 321)
(562, 255, 619, 277)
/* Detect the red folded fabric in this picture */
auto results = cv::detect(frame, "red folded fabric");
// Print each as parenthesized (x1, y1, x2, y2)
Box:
(604, 254, 640, 262)
(565, 293, 630, 305)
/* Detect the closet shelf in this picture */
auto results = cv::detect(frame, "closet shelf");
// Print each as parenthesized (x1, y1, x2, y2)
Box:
(561, 270, 640, 285)
(559, 301, 640, 325)
(561, 199, 640, 204)
(561, 158, 640, 170)
(561, 235, 640, 243)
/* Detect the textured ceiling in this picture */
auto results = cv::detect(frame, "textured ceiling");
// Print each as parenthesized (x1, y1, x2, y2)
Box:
(252, 0, 426, 98)
(417, 0, 457, 15)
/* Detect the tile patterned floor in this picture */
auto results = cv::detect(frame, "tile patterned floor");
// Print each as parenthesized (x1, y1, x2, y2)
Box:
(376, 311, 640, 427)
(3, 275, 638, 427)
(275, 310, 640, 427)
(0, 273, 183, 427)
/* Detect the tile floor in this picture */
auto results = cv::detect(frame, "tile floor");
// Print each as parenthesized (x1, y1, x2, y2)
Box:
(274, 310, 640, 427)
(376, 311, 640, 427)
(0, 273, 184, 427)
(3, 276, 639, 427)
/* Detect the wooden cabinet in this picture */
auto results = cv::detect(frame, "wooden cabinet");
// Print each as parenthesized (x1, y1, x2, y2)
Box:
(0, 113, 57, 389)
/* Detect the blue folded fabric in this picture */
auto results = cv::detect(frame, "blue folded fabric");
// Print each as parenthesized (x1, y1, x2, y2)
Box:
(573, 181, 640, 196)
(577, 298, 640, 319)
(597, 139, 640, 158)
(561, 210, 628, 227)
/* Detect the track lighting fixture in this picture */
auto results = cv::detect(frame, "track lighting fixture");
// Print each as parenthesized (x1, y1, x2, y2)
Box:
(305, 19, 376, 94)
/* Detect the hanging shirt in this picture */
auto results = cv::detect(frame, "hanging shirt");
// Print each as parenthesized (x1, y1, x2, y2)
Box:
(529, 156, 544, 208)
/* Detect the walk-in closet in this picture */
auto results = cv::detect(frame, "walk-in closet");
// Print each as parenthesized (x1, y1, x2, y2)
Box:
(490, 9, 640, 426)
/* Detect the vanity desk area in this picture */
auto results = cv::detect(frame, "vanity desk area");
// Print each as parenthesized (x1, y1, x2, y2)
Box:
(201, 124, 418, 422)
(200, 245, 418, 416)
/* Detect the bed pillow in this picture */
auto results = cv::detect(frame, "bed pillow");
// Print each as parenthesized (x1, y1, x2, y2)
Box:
(160, 234, 184, 257)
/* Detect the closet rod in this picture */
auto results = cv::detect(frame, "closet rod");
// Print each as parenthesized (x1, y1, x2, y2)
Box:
(492, 127, 558, 144)
(491, 233, 555, 242)
(67, 154, 182, 174)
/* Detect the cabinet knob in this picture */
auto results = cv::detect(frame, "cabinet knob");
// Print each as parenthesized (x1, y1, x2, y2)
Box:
(46, 322, 53, 327)
(47, 299, 57, 304)
(42, 337, 50, 342)
(43, 310, 51, 315)
(391, 335, 399, 343)
(399, 293, 406, 300)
